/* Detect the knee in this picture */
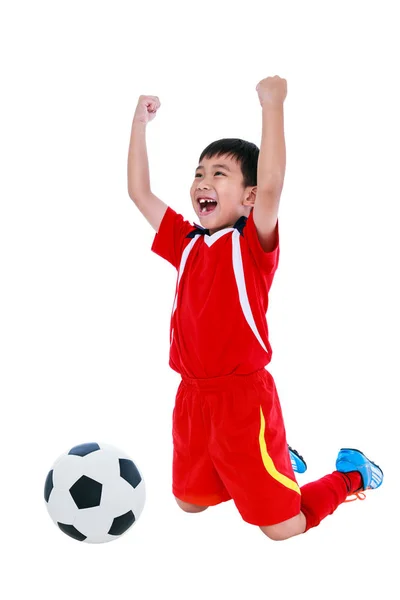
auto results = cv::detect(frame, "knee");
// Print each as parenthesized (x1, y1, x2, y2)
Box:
(175, 498, 209, 513)
(259, 525, 288, 541)
(259, 512, 306, 541)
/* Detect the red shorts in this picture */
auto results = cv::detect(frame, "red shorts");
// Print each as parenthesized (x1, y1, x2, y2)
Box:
(172, 368, 301, 526)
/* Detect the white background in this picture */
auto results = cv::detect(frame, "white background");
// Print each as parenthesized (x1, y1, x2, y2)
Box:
(1, 0, 399, 598)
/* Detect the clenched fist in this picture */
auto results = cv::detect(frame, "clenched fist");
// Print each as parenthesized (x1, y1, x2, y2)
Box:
(133, 95, 161, 124)
(256, 76, 287, 107)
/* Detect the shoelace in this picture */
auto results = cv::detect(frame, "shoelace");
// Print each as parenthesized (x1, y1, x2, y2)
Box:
(344, 490, 367, 503)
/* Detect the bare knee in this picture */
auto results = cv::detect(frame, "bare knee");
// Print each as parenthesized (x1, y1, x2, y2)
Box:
(260, 524, 289, 541)
(175, 497, 209, 513)
(259, 512, 306, 541)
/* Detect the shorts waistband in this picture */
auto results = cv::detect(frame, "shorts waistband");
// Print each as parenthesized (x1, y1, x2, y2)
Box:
(180, 368, 267, 391)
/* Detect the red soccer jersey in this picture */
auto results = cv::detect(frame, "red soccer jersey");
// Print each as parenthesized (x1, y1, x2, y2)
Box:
(151, 206, 280, 378)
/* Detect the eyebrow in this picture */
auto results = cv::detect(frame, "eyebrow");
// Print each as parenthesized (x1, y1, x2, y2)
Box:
(195, 163, 232, 172)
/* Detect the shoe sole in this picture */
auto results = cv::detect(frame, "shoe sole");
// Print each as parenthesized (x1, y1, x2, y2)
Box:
(289, 446, 307, 473)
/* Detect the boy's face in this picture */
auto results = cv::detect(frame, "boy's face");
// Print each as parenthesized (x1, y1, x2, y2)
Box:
(190, 155, 257, 234)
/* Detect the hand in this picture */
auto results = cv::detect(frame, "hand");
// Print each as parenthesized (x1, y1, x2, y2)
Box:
(133, 95, 161, 124)
(256, 76, 287, 107)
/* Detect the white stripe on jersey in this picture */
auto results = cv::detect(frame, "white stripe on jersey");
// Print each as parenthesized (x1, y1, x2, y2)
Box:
(231, 230, 268, 354)
(172, 236, 200, 314)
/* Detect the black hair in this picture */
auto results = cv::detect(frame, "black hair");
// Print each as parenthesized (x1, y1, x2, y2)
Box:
(198, 138, 259, 189)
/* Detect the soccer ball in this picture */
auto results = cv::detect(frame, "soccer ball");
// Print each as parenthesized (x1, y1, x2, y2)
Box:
(44, 442, 146, 544)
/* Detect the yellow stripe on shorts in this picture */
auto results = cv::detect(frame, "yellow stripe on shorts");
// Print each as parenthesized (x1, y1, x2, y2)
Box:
(259, 406, 301, 495)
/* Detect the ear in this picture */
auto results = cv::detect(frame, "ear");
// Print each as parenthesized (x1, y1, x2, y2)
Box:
(243, 186, 257, 207)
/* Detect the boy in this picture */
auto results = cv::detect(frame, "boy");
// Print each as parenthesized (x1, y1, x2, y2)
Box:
(127, 76, 383, 540)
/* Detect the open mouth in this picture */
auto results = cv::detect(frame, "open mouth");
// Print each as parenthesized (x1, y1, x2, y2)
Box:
(198, 198, 218, 215)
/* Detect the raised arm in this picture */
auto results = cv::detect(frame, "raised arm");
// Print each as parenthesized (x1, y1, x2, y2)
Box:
(253, 76, 287, 252)
(127, 95, 168, 232)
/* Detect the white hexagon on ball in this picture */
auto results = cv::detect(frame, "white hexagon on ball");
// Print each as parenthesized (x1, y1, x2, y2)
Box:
(44, 442, 146, 543)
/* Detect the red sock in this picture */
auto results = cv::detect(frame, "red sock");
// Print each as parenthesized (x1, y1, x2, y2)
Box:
(301, 471, 363, 532)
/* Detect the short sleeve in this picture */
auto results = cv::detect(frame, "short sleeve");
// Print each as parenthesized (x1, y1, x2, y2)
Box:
(243, 209, 280, 276)
(151, 206, 195, 269)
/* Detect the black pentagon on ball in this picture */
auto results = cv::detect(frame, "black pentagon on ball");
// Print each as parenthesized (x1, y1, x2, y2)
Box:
(44, 469, 54, 502)
(119, 459, 142, 489)
(70, 475, 102, 509)
(108, 510, 135, 536)
(68, 442, 101, 457)
(58, 522, 87, 541)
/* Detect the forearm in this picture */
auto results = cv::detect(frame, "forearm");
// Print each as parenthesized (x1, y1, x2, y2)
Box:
(127, 120, 151, 198)
(257, 104, 286, 192)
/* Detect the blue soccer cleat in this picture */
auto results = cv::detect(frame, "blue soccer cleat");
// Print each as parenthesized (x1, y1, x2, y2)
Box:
(336, 447, 383, 500)
(288, 446, 307, 474)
